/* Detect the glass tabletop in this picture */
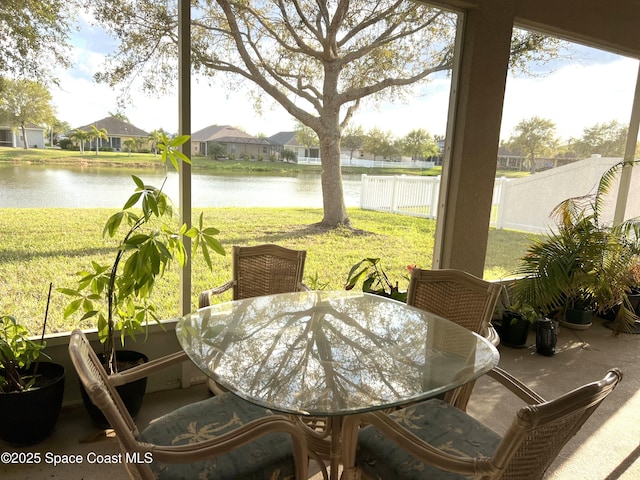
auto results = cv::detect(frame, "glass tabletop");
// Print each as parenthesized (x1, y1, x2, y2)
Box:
(176, 290, 499, 416)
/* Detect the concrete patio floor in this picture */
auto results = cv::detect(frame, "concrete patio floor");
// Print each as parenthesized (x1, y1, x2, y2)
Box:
(1, 317, 639, 479)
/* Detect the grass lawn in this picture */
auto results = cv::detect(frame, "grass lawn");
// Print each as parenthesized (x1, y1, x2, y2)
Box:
(0, 147, 535, 335)
(0, 206, 536, 336)
(0, 146, 529, 177)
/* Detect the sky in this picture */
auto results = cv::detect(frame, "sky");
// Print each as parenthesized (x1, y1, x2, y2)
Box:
(50, 15, 640, 143)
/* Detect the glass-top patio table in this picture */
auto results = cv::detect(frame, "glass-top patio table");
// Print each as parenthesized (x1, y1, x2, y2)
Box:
(176, 290, 499, 478)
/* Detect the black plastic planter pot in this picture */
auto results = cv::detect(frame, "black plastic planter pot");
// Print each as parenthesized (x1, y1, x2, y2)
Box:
(498, 312, 531, 348)
(562, 307, 593, 330)
(80, 350, 148, 428)
(0, 362, 65, 446)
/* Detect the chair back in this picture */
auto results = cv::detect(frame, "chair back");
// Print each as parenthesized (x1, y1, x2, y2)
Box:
(407, 268, 502, 334)
(493, 368, 622, 480)
(68, 330, 153, 480)
(406, 268, 502, 410)
(232, 244, 307, 300)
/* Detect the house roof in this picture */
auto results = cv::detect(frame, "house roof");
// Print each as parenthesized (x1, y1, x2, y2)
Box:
(74, 116, 149, 138)
(215, 136, 271, 145)
(192, 125, 256, 142)
(268, 131, 300, 146)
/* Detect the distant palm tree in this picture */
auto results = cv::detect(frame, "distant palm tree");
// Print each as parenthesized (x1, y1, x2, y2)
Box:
(123, 137, 136, 157)
(147, 129, 162, 156)
(89, 125, 108, 156)
(70, 129, 90, 154)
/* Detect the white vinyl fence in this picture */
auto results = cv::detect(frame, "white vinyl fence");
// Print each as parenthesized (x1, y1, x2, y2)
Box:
(297, 156, 435, 169)
(360, 157, 640, 233)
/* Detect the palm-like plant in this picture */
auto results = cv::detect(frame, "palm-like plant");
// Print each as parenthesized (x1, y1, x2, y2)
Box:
(123, 137, 137, 156)
(89, 125, 108, 155)
(513, 160, 640, 332)
(70, 129, 90, 154)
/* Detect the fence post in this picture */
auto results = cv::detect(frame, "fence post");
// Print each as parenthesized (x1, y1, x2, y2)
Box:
(495, 176, 507, 230)
(391, 176, 399, 213)
(430, 176, 441, 219)
(361, 174, 368, 208)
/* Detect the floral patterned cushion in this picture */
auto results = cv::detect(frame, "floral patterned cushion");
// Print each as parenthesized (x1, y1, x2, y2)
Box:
(139, 393, 297, 480)
(357, 398, 501, 480)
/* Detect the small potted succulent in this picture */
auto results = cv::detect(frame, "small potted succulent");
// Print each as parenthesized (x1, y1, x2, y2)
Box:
(59, 133, 225, 424)
(0, 288, 65, 445)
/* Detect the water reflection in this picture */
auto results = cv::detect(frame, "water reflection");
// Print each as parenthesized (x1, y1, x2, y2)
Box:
(0, 164, 362, 208)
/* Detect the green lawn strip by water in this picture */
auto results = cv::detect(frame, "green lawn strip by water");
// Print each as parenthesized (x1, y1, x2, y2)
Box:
(0, 147, 529, 178)
(0, 206, 536, 335)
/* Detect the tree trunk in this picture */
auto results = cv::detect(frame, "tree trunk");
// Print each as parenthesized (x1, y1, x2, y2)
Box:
(20, 123, 28, 149)
(318, 122, 350, 228)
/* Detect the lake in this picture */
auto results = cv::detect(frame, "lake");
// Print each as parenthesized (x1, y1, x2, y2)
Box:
(0, 164, 362, 208)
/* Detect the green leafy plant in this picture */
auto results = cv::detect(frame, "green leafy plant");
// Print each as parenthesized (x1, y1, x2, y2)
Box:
(345, 258, 413, 302)
(0, 315, 47, 392)
(60, 134, 225, 374)
(513, 160, 640, 331)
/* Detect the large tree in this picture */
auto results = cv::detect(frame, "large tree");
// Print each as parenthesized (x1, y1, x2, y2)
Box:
(400, 128, 439, 161)
(569, 120, 629, 159)
(92, 0, 561, 227)
(506, 116, 558, 173)
(0, 78, 56, 149)
(0, 0, 75, 83)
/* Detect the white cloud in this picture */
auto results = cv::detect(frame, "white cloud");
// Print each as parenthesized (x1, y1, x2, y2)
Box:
(501, 56, 639, 141)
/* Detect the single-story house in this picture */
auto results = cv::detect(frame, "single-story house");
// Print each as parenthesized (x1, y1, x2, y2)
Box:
(0, 123, 46, 148)
(74, 116, 149, 152)
(192, 125, 276, 159)
(267, 131, 320, 160)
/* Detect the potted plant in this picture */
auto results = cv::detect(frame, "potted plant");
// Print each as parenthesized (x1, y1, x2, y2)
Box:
(59, 134, 225, 422)
(513, 160, 640, 332)
(493, 284, 539, 348)
(344, 258, 413, 302)
(0, 287, 65, 445)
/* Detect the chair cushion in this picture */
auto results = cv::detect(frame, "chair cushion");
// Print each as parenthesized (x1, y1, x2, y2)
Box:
(357, 398, 501, 480)
(140, 393, 296, 480)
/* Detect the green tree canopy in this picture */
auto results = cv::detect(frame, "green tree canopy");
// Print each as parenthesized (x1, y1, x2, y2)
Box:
(0, 0, 75, 83)
(294, 120, 319, 158)
(400, 128, 439, 161)
(342, 126, 366, 160)
(569, 120, 628, 158)
(506, 116, 558, 173)
(91, 0, 563, 227)
(0, 78, 56, 149)
(364, 128, 397, 161)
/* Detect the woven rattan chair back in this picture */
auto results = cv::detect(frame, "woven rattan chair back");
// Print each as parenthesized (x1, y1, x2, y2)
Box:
(406, 268, 502, 410)
(233, 244, 307, 300)
(68, 330, 154, 480)
(199, 244, 307, 308)
(407, 268, 502, 334)
(69, 329, 309, 480)
(492, 368, 622, 479)
(342, 368, 621, 480)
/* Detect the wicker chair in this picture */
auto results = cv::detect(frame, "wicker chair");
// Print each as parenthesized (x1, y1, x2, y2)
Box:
(198, 244, 307, 395)
(68, 329, 309, 480)
(341, 367, 622, 480)
(198, 244, 308, 308)
(406, 268, 503, 410)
